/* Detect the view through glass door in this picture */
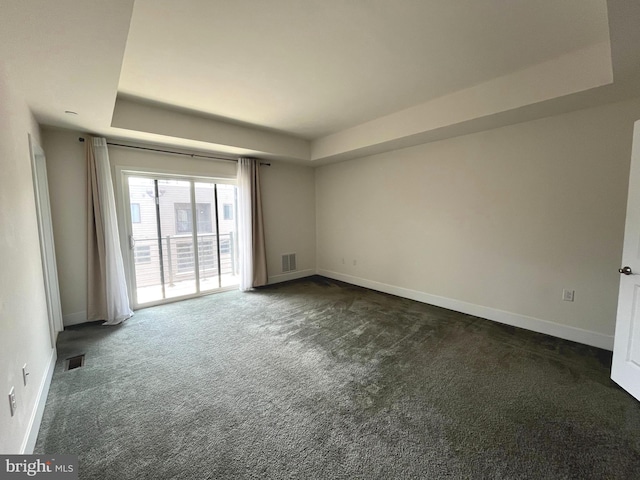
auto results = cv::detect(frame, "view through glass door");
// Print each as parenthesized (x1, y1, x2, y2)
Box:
(126, 175, 239, 306)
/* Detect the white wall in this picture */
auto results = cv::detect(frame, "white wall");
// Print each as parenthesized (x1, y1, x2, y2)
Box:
(260, 161, 316, 283)
(108, 143, 238, 179)
(42, 96, 640, 355)
(43, 128, 317, 324)
(316, 97, 640, 349)
(41, 129, 86, 326)
(0, 66, 54, 453)
(112, 97, 310, 161)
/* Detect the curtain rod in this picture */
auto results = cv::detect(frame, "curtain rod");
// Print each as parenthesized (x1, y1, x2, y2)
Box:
(78, 137, 271, 166)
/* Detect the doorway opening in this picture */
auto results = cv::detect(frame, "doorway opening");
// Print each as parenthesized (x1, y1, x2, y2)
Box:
(29, 135, 63, 346)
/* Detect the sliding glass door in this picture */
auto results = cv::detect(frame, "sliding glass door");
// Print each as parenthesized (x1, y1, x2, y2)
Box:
(125, 174, 239, 307)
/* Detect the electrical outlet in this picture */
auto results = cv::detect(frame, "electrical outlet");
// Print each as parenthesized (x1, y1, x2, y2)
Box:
(562, 289, 575, 302)
(8, 387, 16, 417)
(353, 260, 357, 266)
(22, 364, 29, 386)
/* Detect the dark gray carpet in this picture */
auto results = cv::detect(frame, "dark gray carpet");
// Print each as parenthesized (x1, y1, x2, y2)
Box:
(35, 276, 640, 479)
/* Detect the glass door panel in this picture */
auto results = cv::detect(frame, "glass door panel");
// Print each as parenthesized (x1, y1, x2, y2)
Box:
(216, 184, 240, 287)
(194, 182, 219, 292)
(157, 179, 197, 299)
(126, 175, 238, 307)
(128, 177, 164, 304)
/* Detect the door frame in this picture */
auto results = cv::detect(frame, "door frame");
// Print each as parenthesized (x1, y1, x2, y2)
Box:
(115, 167, 238, 309)
(29, 134, 63, 347)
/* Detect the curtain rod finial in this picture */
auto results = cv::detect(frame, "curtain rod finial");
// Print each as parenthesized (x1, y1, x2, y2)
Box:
(78, 137, 85, 142)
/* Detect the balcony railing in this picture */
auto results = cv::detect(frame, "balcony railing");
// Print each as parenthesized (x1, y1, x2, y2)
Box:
(132, 232, 238, 289)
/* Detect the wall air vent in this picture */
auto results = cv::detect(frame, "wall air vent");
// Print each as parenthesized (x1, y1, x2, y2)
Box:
(282, 253, 297, 273)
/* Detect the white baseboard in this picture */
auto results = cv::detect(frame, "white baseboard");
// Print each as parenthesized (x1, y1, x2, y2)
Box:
(268, 269, 315, 285)
(63, 310, 87, 326)
(318, 269, 614, 351)
(21, 347, 57, 454)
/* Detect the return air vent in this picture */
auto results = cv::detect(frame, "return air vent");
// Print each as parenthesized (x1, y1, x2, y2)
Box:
(282, 253, 297, 273)
(65, 354, 85, 371)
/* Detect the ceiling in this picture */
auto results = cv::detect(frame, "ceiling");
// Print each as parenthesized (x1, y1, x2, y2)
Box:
(120, 0, 609, 139)
(2, 0, 640, 164)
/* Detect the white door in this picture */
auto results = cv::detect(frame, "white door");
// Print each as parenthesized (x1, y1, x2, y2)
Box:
(29, 135, 63, 347)
(612, 120, 640, 401)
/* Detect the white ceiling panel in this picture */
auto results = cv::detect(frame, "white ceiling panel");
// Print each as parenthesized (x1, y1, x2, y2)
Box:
(119, 0, 610, 139)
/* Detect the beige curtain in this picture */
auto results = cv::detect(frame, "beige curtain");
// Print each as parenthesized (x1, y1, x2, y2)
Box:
(86, 137, 133, 324)
(238, 157, 267, 289)
(251, 161, 268, 287)
(87, 140, 106, 320)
